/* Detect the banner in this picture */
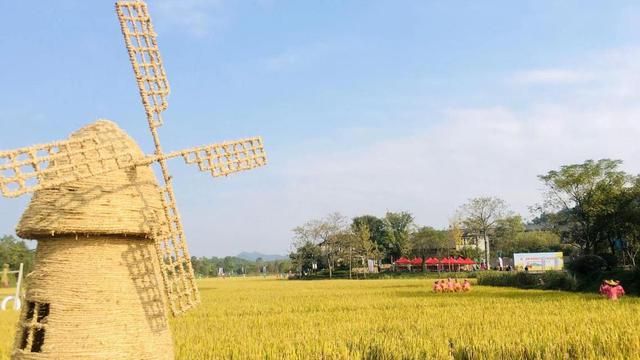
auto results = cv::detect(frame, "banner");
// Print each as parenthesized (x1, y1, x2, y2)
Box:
(513, 252, 563, 271)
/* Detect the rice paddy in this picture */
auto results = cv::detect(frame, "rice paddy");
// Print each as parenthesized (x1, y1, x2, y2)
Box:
(1, 278, 639, 359)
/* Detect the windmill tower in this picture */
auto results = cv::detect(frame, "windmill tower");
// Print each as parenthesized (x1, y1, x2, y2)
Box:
(0, 1, 267, 359)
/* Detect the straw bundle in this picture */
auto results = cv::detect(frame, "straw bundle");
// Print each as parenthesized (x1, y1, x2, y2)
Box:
(16, 120, 164, 238)
(12, 120, 174, 359)
(13, 236, 173, 359)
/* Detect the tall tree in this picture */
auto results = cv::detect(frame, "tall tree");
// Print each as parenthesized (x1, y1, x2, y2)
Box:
(382, 212, 414, 261)
(448, 217, 464, 249)
(493, 215, 525, 257)
(292, 212, 347, 278)
(351, 215, 386, 257)
(538, 159, 629, 253)
(410, 227, 448, 271)
(458, 197, 509, 266)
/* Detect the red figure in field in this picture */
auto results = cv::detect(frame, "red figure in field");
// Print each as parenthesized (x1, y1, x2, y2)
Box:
(433, 280, 443, 293)
(600, 280, 625, 300)
(454, 279, 462, 292)
(447, 278, 455, 292)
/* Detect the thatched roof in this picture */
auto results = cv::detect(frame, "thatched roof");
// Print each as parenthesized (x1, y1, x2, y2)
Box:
(17, 120, 164, 239)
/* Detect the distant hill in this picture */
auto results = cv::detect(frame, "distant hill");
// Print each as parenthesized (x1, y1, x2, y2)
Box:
(236, 251, 288, 262)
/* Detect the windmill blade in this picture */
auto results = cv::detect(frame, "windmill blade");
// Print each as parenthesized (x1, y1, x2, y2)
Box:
(116, 0, 170, 128)
(0, 134, 136, 198)
(152, 190, 200, 316)
(168, 137, 268, 178)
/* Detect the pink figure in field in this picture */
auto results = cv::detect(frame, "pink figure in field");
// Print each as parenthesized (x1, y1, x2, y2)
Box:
(454, 279, 462, 292)
(608, 283, 625, 301)
(433, 280, 443, 293)
(601, 280, 625, 300)
(599, 281, 610, 297)
(462, 279, 471, 292)
(447, 278, 454, 292)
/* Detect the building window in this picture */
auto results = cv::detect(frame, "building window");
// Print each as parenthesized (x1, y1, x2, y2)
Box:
(19, 301, 49, 353)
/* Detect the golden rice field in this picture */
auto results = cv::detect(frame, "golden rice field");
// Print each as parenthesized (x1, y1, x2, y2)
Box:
(1, 278, 640, 359)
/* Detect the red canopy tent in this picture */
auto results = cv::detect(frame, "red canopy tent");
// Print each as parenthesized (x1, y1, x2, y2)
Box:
(394, 257, 412, 271)
(411, 257, 423, 266)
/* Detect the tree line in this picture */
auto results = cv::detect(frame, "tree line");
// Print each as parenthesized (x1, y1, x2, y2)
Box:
(289, 159, 640, 276)
(0, 235, 292, 279)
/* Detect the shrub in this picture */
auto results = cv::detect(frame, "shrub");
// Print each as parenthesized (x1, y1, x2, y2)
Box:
(566, 255, 607, 276)
(477, 271, 576, 291)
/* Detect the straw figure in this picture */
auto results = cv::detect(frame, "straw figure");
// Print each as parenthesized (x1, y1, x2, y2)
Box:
(1, 264, 9, 288)
(0, 1, 267, 358)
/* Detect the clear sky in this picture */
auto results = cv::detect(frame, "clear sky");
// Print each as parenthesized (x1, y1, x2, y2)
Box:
(2, 1, 640, 256)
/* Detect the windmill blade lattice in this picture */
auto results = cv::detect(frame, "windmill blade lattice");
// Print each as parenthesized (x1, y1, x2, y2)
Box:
(179, 137, 267, 177)
(116, 0, 267, 316)
(0, 126, 135, 198)
(116, 0, 169, 128)
(116, 0, 200, 315)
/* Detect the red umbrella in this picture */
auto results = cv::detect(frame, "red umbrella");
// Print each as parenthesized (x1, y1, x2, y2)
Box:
(464, 258, 475, 265)
(395, 257, 411, 265)
(440, 257, 449, 264)
(411, 257, 423, 266)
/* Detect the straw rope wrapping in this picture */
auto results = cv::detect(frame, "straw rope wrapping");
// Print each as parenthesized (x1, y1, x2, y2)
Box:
(13, 236, 173, 359)
(116, 0, 199, 315)
(0, 126, 135, 198)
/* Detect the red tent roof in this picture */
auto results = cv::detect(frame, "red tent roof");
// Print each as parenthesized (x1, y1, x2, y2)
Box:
(426, 257, 439, 264)
(440, 257, 449, 264)
(411, 257, 423, 265)
(395, 257, 411, 264)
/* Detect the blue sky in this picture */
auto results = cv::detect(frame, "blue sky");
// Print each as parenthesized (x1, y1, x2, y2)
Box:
(2, 1, 640, 256)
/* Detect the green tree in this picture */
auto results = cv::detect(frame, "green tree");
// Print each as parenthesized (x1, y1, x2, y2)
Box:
(493, 215, 525, 256)
(458, 197, 509, 266)
(538, 159, 629, 253)
(0, 235, 34, 275)
(289, 242, 321, 276)
(410, 227, 448, 271)
(382, 211, 414, 261)
(292, 212, 347, 278)
(351, 215, 386, 258)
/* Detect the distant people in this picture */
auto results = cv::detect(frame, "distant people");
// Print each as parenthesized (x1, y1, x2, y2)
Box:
(524, 265, 529, 273)
(454, 279, 462, 292)
(433, 280, 443, 293)
(462, 279, 471, 292)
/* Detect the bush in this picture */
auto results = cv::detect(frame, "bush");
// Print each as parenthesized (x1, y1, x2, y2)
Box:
(566, 255, 607, 276)
(477, 271, 576, 291)
(596, 253, 618, 270)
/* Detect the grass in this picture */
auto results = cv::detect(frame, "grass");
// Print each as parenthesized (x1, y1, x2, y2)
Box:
(1, 278, 639, 359)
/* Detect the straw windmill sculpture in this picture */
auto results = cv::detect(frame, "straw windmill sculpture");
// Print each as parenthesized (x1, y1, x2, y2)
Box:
(0, 1, 266, 358)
